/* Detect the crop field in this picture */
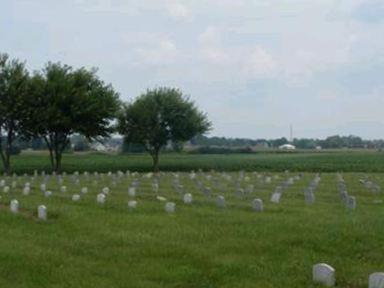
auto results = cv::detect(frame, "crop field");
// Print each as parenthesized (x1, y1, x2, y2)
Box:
(0, 170, 383, 287)
(5, 150, 384, 174)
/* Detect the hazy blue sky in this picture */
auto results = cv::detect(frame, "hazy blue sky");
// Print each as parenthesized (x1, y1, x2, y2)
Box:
(1, 0, 384, 139)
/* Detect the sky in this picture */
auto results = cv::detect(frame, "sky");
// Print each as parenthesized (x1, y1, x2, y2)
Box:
(1, 0, 384, 139)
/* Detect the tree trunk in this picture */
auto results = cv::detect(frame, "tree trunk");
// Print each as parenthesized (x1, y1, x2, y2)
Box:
(151, 150, 160, 173)
(55, 151, 62, 174)
(44, 136, 55, 171)
(4, 129, 13, 175)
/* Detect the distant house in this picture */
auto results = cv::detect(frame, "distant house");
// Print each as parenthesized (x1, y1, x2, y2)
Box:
(278, 144, 296, 150)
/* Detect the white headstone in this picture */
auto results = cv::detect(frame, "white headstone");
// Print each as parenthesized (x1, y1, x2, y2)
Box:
(102, 187, 110, 194)
(60, 186, 67, 193)
(3, 186, 10, 193)
(216, 195, 226, 208)
(270, 192, 281, 204)
(252, 199, 264, 212)
(44, 190, 52, 198)
(128, 187, 136, 197)
(347, 196, 356, 209)
(81, 187, 88, 194)
(40, 183, 46, 192)
(38, 205, 47, 220)
(23, 186, 31, 195)
(72, 194, 81, 201)
(165, 202, 176, 213)
(10, 199, 19, 214)
(128, 200, 137, 209)
(183, 193, 193, 204)
(369, 273, 384, 288)
(97, 193, 106, 204)
(305, 191, 315, 205)
(313, 263, 335, 287)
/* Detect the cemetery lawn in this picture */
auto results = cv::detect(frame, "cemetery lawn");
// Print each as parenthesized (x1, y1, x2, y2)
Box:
(7, 149, 384, 174)
(0, 172, 383, 287)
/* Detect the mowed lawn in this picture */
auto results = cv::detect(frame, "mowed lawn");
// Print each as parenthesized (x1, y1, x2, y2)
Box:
(0, 171, 383, 287)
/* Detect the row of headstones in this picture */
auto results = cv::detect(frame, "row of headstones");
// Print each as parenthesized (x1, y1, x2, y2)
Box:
(337, 174, 356, 209)
(313, 263, 384, 288)
(270, 175, 302, 204)
(304, 174, 321, 205)
(8, 199, 47, 220)
(360, 176, 382, 194)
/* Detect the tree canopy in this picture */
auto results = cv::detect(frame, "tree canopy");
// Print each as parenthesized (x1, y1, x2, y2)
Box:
(118, 87, 211, 171)
(0, 53, 31, 174)
(28, 62, 120, 172)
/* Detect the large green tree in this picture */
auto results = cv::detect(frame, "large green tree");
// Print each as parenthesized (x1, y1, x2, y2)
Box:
(28, 62, 120, 173)
(0, 54, 31, 174)
(118, 87, 211, 172)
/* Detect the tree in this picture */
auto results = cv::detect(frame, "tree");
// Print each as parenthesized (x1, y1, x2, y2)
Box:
(0, 54, 31, 174)
(28, 62, 120, 173)
(118, 87, 211, 172)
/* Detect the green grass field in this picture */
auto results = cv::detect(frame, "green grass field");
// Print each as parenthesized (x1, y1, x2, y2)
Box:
(0, 170, 383, 287)
(4, 150, 384, 174)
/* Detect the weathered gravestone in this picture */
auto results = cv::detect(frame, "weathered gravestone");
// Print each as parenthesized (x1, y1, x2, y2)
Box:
(346, 196, 356, 209)
(183, 193, 193, 204)
(72, 194, 81, 201)
(216, 195, 226, 208)
(97, 193, 106, 204)
(165, 202, 176, 213)
(305, 190, 315, 205)
(313, 263, 335, 287)
(23, 186, 30, 196)
(128, 200, 137, 210)
(38, 205, 47, 220)
(128, 187, 136, 197)
(10, 199, 19, 214)
(252, 199, 263, 212)
(369, 272, 384, 288)
(270, 192, 281, 204)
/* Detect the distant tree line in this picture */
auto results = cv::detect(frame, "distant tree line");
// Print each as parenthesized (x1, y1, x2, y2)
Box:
(190, 135, 384, 150)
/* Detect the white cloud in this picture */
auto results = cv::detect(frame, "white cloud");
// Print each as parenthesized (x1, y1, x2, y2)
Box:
(165, 0, 191, 20)
(243, 46, 278, 79)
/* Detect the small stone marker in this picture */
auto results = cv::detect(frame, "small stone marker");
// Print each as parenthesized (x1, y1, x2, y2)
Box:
(347, 196, 356, 209)
(3, 186, 10, 193)
(165, 202, 175, 213)
(270, 192, 281, 204)
(252, 199, 264, 212)
(23, 186, 30, 196)
(369, 272, 384, 288)
(97, 193, 106, 204)
(183, 193, 193, 204)
(60, 186, 67, 193)
(81, 187, 88, 194)
(216, 195, 226, 208)
(38, 205, 47, 220)
(102, 187, 110, 194)
(10, 199, 19, 214)
(305, 191, 315, 205)
(72, 194, 81, 201)
(313, 263, 335, 287)
(128, 187, 136, 197)
(44, 190, 52, 198)
(128, 200, 137, 209)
